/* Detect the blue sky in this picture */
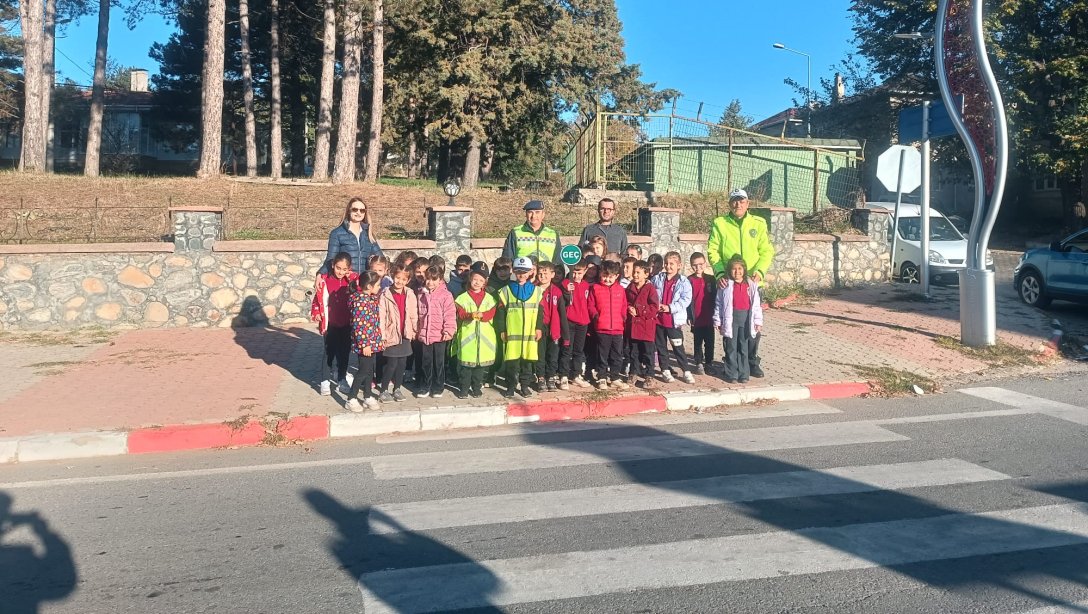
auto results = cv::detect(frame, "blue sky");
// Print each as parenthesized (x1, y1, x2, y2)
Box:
(53, 0, 860, 125)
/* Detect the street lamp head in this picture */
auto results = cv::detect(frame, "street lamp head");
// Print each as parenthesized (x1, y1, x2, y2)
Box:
(772, 43, 785, 49)
(893, 32, 924, 40)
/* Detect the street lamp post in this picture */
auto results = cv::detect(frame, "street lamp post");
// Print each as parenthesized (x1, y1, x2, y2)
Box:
(773, 42, 812, 138)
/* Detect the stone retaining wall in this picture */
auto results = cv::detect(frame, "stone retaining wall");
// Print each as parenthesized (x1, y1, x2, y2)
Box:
(0, 206, 893, 330)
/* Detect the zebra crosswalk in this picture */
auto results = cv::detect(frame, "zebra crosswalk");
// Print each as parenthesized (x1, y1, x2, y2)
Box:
(354, 386, 1088, 614)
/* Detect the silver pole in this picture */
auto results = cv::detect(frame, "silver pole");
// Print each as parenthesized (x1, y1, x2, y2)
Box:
(921, 101, 931, 297)
(890, 150, 906, 278)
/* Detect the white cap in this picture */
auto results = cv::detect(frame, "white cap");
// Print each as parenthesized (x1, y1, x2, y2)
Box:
(729, 188, 748, 201)
(512, 257, 534, 271)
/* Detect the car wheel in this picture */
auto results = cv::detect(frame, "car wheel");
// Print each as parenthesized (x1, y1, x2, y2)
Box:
(899, 262, 920, 284)
(1018, 271, 1052, 308)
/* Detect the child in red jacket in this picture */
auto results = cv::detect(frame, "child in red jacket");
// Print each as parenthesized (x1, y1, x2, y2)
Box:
(688, 252, 717, 375)
(625, 260, 660, 389)
(535, 261, 569, 392)
(588, 260, 629, 390)
(310, 252, 359, 396)
(562, 259, 592, 388)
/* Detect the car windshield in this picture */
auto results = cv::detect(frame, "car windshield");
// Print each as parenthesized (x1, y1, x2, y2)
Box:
(896, 217, 964, 242)
(1064, 230, 1088, 253)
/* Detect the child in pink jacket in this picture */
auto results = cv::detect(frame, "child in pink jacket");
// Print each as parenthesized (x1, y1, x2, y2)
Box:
(415, 265, 457, 398)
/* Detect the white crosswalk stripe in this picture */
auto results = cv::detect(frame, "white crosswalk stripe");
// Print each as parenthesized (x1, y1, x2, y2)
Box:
(370, 421, 907, 479)
(353, 389, 1088, 613)
(370, 459, 1008, 533)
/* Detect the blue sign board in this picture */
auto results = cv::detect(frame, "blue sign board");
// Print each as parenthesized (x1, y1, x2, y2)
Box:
(897, 95, 965, 143)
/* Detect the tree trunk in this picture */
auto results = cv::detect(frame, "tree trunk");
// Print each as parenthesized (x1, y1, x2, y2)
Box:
(42, 0, 55, 172)
(332, 3, 363, 184)
(480, 140, 494, 181)
(461, 134, 482, 189)
(197, 0, 226, 178)
(18, 0, 46, 172)
(311, 0, 335, 181)
(84, 0, 109, 177)
(238, 0, 257, 177)
(269, 0, 282, 179)
(362, 0, 383, 183)
(288, 71, 306, 176)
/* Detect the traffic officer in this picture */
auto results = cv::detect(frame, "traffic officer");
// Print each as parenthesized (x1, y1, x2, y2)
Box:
(502, 200, 562, 264)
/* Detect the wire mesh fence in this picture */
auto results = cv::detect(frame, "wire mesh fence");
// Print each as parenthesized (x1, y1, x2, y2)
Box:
(564, 111, 867, 215)
(0, 201, 171, 244)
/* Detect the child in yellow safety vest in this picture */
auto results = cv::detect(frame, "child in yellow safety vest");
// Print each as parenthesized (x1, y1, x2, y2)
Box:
(495, 257, 544, 399)
(453, 263, 498, 399)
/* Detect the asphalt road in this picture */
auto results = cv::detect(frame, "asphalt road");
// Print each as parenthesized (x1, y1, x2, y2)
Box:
(1, 372, 1087, 613)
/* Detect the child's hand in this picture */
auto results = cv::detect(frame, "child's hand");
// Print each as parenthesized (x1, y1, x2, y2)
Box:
(500, 332, 507, 342)
(472, 312, 482, 321)
(628, 306, 637, 316)
(362, 346, 373, 357)
(441, 332, 454, 342)
(754, 324, 762, 333)
(658, 304, 669, 313)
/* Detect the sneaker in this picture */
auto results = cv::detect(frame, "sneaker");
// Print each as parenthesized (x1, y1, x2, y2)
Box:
(431, 391, 445, 400)
(520, 384, 534, 398)
(611, 379, 630, 390)
(660, 370, 675, 383)
(455, 390, 470, 400)
(363, 397, 380, 410)
(573, 376, 591, 388)
(338, 378, 351, 394)
(344, 398, 364, 413)
(319, 380, 332, 396)
(502, 386, 516, 399)
(597, 380, 610, 391)
(378, 390, 394, 403)
(722, 377, 737, 384)
(738, 377, 750, 384)
(750, 364, 765, 378)
(392, 388, 407, 402)
(640, 377, 656, 390)
(414, 391, 431, 399)
(682, 371, 696, 384)
(471, 389, 484, 398)
(545, 379, 557, 392)
(558, 377, 570, 391)
(532, 378, 545, 392)
(694, 364, 705, 376)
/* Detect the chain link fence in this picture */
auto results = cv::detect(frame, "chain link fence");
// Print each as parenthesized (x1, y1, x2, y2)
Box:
(563, 111, 866, 214)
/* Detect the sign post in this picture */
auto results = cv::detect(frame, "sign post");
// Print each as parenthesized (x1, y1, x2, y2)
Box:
(876, 145, 922, 281)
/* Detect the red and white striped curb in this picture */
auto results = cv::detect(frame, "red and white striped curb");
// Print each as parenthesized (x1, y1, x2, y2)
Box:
(0, 381, 870, 464)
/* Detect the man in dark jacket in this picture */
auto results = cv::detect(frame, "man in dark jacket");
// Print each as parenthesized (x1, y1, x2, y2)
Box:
(579, 198, 628, 256)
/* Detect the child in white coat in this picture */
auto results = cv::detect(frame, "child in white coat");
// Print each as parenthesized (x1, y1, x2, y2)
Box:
(713, 257, 764, 384)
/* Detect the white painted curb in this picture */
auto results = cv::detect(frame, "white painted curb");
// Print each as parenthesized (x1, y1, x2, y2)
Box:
(14, 431, 128, 463)
(664, 385, 811, 412)
(0, 438, 18, 464)
(420, 405, 507, 430)
(330, 410, 421, 437)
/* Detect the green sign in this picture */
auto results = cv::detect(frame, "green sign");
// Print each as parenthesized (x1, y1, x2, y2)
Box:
(559, 244, 582, 266)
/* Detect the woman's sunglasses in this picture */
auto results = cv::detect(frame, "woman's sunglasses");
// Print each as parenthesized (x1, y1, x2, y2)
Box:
(350, 207, 366, 213)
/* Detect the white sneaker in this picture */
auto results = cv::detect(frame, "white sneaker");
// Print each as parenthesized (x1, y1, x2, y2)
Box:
(682, 371, 696, 384)
(338, 378, 351, 394)
(597, 380, 610, 391)
(363, 397, 380, 411)
(431, 391, 445, 400)
(559, 377, 570, 391)
(573, 376, 591, 388)
(414, 391, 431, 399)
(661, 370, 675, 383)
(611, 379, 630, 390)
(344, 398, 364, 413)
(320, 380, 332, 396)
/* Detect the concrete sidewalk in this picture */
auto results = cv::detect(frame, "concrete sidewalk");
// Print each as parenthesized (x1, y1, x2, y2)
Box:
(0, 251, 1077, 463)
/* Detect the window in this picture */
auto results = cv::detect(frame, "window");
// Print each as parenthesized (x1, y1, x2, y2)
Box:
(896, 216, 964, 242)
(1033, 175, 1058, 191)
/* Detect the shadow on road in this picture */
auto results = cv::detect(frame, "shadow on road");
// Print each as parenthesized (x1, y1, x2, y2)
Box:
(516, 424, 1088, 610)
(303, 488, 502, 613)
(0, 491, 78, 614)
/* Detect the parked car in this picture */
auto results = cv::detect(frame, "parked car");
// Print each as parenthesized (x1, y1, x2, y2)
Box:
(866, 202, 993, 283)
(1013, 228, 1088, 307)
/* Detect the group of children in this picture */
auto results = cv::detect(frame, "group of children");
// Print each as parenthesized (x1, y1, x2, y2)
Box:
(311, 246, 764, 411)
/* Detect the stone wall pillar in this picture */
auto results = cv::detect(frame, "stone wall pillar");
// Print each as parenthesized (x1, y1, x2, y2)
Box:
(767, 208, 795, 249)
(171, 206, 223, 252)
(428, 206, 472, 258)
(638, 207, 682, 253)
(851, 208, 891, 245)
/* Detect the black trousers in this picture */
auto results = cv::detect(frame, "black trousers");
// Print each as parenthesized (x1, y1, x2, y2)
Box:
(460, 366, 487, 395)
(562, 323, 589, 380)
(537, 337, 561, 380)
(724, 310, 751, 380)
(380, 355, 408, 391)
(421, 341, 448, 395)
(749, 331, 762, 369)
(324, 325, 351, 381)
(585, 330, 599, 374)
(410, 340, 424, 379)
(596, 333, 624, 381)
(692, 326, 715, 366)
(506, 359, 535, 390)
(630, 339, 655, 377)
(655, 326, 690, 373)
(347, 353, 377, 400)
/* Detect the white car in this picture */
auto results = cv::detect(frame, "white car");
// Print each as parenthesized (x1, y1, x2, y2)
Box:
(866, 202, 993, 283)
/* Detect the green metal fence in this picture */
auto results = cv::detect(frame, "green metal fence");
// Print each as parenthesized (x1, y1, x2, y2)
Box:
(563, 111, 866, 214)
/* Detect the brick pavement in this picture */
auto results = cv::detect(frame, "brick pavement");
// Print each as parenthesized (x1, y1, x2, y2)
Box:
(0, 259, 1074, 440)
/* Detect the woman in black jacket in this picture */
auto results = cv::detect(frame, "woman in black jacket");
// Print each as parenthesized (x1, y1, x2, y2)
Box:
(317, 197, 384, 281)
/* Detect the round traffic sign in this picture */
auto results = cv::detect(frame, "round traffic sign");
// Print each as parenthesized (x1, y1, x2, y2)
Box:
(559, 244, 582, 266)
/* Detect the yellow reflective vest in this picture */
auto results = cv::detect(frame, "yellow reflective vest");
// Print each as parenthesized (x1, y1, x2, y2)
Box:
(512, 225, 560, 263)
(497, 284, 542, 362)
(707, 213, 775, 283)
(454, 291, 498, 367)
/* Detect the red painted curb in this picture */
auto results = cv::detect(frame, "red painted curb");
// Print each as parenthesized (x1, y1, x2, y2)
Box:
(806, 382, 871, 399)
(128, 421, 266, 454)
(589, 395, 666, 417)
(277, 415, 329, 441)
